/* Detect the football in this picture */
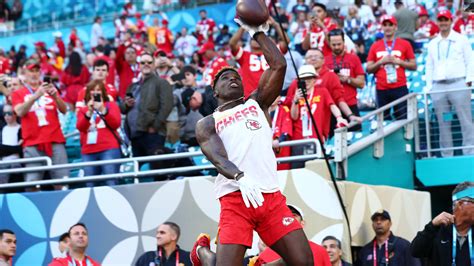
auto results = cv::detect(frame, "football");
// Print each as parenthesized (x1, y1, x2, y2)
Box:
(236, 0, 270, 26)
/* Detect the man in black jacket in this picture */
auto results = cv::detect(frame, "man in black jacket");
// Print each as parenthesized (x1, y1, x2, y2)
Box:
(135, 221, 191, 266)
(122, 52, 173, 157)
(411, 181, 474, 266)
(355, 210, 421, 266)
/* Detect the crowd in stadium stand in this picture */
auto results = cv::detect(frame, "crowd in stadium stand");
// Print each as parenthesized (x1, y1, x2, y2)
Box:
(0, 0, 473, 191)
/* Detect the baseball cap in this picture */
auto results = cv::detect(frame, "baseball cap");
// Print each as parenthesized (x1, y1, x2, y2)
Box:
(34, 41, 46, 48)
(381, 15, 397, 25)
(25, 59, 40, 70)
(371, 209, 391, 221)
(418, 7, 428, 17)
(198, 42, 215, 54)
(394, 0, 404, 4)
(181, 88, 195, 113)
(53, 31, 62, 38)
(287, 204, 304, 220)
(153, 49, 167, 58)
(298, 65, 317, 79)
(162, 19, 169, 25)
(437, 10, 453, 20)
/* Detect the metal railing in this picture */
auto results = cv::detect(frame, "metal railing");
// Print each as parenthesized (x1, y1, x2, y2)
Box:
(415, 87, 474, 158)
(334, 93, 419, 178)
(0, 156, 52, 167)
(0, 139, 320, 189)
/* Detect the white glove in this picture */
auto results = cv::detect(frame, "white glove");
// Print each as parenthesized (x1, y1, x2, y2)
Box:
(234, 18, 269, 38)
(237, 175, 264, 208)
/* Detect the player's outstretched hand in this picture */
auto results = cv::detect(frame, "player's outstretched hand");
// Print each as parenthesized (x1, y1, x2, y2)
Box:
(234, 18, 269, 38)
(237, 175, 264, 208)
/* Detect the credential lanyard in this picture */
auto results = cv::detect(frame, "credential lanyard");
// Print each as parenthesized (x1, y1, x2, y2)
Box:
(156, 247, 180, 266)
(25, 83, 41, 105)
(383, 38, 396, 56)
(68, 255, 93, 266)
(373, 240, 389, 266)
(438, 40, 452, 61)
(271, 107, 279, 134)
(452, 227, 473, 265)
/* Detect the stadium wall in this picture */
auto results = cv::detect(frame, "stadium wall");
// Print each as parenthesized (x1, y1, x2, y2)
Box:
(0, 168, 430, 265)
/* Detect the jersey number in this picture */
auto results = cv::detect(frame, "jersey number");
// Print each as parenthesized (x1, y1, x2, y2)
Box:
(249, 55, 269, 72)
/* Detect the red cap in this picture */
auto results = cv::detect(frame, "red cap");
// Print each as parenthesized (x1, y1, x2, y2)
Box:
(198, 42, 215, 54)
(162, 19, 168, 25)
(381, 15, 397, 25)
(418, 7, 428, 16)
(25, 59, 41, 70)
(437, 10, 453, 20)
(34, 41, 46, 48)
(135, 12, 141, 19)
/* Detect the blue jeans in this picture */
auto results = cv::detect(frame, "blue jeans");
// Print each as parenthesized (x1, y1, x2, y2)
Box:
(82, 148, 121, 186)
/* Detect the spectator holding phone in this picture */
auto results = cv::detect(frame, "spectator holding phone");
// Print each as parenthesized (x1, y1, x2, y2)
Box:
(76, 80, 121, 186)
(11, 59, 68, 191)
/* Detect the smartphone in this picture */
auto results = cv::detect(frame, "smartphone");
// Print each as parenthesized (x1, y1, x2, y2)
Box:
(93, 93, 101, 102)
(43, 75, 52, 84)
(126, 92, 134, 98)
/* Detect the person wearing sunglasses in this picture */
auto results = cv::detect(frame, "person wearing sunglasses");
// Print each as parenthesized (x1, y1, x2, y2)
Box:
(121, 52, 173, 158)
(411, 181, 474, 266)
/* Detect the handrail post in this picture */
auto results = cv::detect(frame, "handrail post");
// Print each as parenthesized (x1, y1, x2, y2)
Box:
(373, 112, 385, 158)
(334, 127, 348, 179)
(423, 93, 432, 157)
(404, 95, 416, 140)
(133, 160, 139, 184)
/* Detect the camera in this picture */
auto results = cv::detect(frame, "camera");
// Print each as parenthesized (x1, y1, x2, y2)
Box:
(126, 92, 134, 98)
(334, 67, 341, 74)
(93, 93, 101, 102)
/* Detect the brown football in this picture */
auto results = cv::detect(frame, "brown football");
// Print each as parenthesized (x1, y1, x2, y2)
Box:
(236, 0, 270, 26)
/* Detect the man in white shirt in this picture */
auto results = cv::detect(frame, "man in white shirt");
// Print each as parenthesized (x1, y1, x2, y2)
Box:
(425, 10, 474, 157)
(174, 27, 198, 59)
(90, 16, 103, 50)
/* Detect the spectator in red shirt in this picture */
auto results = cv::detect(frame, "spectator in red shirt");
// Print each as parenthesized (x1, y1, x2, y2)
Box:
(366, 15, 416, 120)
(61, 51, 91, 108)
(69, 28, 80, 48)
(48, 223, 100, 266)
(269, 96, 293, 170)
(415, 7, 439, 39)
(76, 59, 118, 110)
(325, 29, 365, 130)
(11, 59, 68, 191)
(116, 44, 139, 99)
(289, 65, 347, 168)
(453, 12, 474, 35)
(284, 48, 358, 131)
(53, 31, 66, 58)
(196, 9, 217, 45)
(301, 3, 338, 56)
(93, 45, 116, 87)
(155, 19, 174, 55)
(0, 49, 10, 75)
(255, 204, 332, 266)
(76, 80, 121, 186)
(198, 42, 229, 88)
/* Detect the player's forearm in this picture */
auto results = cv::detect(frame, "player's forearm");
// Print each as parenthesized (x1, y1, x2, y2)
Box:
(229, 28, 245, 52)
(254, 33, 285, 70)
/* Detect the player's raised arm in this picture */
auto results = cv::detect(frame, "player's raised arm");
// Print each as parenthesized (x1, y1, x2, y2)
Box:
(235, 19, 287, 112)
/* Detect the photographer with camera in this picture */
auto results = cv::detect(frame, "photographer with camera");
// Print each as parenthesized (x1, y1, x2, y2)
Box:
(76, 79, 122, 186)
(290, 65, 348, 168)
(325, 29, 365, 130)
(11, 59, 68, 191)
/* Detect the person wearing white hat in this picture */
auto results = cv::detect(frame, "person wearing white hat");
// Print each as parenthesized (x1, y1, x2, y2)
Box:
(289, 64, 348, 168)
